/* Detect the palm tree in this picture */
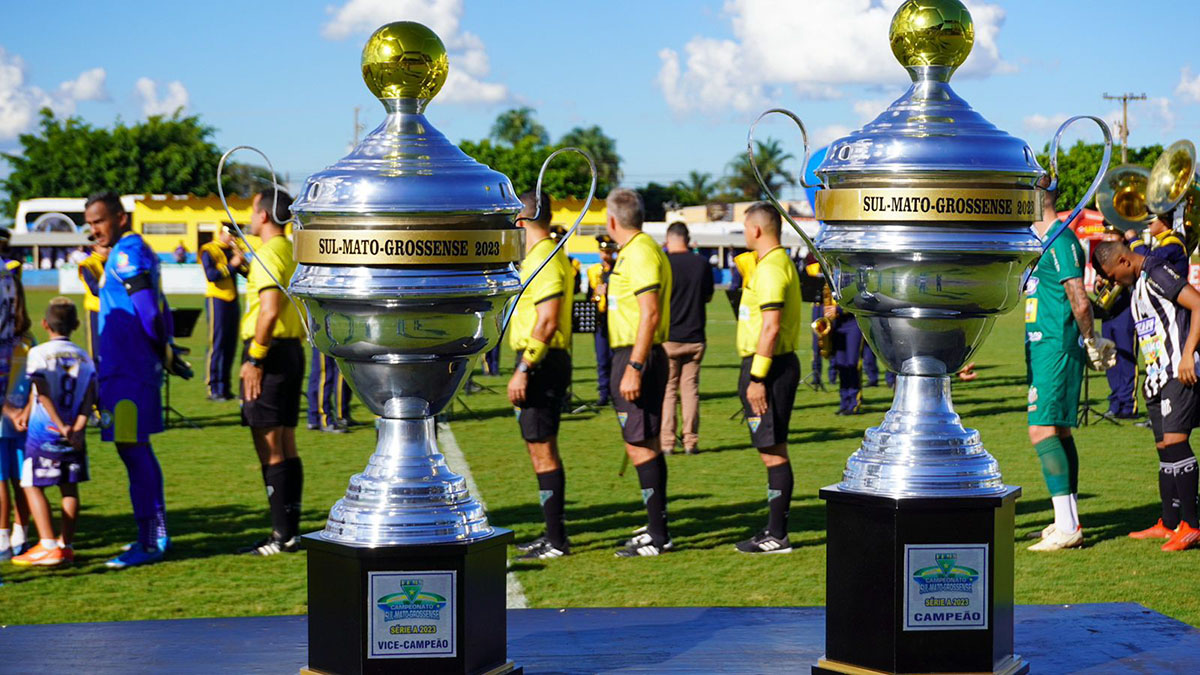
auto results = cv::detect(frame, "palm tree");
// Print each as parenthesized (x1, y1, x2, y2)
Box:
(490, 107, 549, 146)
(558, 125, 622, 193)
(672, 171, 717, 205)
(724, 138, 796, 201)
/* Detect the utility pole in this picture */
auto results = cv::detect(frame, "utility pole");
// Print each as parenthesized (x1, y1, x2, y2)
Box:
(1102, 92, 1146, 163)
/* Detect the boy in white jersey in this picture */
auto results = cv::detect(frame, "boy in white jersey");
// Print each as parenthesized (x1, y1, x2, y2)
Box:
(12, 298, 97, 567)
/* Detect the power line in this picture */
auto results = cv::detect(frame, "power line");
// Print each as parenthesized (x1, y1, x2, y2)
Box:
(1102, 92, 1146, 163)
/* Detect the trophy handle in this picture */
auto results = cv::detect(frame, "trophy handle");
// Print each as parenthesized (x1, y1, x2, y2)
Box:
(216, 145, 314, 344)
(747, 109, 835, 289)
(499, 147, 598, 337)
(1039, 115, 1113, 253)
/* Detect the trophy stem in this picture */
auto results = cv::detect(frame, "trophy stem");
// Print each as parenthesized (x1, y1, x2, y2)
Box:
(839, 373, 1006, 497)
(321, 417, 493, 546)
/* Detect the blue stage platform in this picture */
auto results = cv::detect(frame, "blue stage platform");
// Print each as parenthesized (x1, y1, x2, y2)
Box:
(0, 603, 1195, 673)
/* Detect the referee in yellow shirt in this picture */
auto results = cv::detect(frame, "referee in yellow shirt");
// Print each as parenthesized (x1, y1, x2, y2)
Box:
(238, 188, 306, 556)
(735, 203, 800, 554)
(605, 188, 674, 557)
(507, 191, 575, 560)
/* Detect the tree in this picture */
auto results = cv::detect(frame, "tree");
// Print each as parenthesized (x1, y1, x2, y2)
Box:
(724, 138, 795, 201)
(490, 106, 549, 146)
(464, 109, 619, 199)
(559, 125, 621, 192)
(672, 171, 717, 206)
(638, 182, 689, 222)
(1036, 141, 1163, 214)
(1, 109, 230, 217)
(460, 136, 595, 200)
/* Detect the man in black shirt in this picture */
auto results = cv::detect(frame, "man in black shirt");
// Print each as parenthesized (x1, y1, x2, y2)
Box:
(661, 222, 713, 454)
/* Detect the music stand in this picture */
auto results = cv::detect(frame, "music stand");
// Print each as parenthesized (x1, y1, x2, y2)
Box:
(568, 300, 599, 414)
(165, 308, 203, 430)
(1078, 300, 1120, 427)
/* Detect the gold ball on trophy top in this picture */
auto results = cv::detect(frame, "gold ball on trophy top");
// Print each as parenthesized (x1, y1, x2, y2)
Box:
(361, 22, 449, 101)
(889, 0, 974, 75)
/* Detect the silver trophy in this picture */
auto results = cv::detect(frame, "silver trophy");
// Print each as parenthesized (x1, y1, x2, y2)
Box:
(227, 21, 594, 673)
(751, 2, 1110, 673)
(751, 2, 1111, 499)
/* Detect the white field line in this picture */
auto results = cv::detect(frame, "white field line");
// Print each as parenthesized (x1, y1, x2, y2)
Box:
(437, 421, 529, 609)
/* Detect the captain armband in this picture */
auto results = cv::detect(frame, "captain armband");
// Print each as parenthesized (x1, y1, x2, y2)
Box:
(121, 272, 154, 295)
(750, 354, 773, 381)
(523, 338, 550, 366)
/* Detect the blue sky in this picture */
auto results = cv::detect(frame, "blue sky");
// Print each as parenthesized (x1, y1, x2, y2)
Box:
(2, 0, 1199, 201)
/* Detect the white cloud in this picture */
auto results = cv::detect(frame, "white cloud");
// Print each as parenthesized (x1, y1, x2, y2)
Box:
(135, 77, 189, 117)
(813, 124, 853, 147)
(658, 0, 1012, 114)
(0, 47, 108, 139)
(1023, 113, 1070, 134)
(322, 0, 511, 105)
(1177, 66, 1200, 103)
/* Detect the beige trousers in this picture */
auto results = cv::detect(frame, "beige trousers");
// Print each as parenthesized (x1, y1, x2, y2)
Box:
(661, 340, 706, 452)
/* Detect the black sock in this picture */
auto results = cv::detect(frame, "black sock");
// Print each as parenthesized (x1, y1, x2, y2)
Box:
(1163, 442, 1199, 527)
(263, 463, 289, 540)
(536, 468, 567, 548)
(766, 462, 794, 539)
(1158, 445, 1182, 529)
(635, 454, 669, 544)
(1061, 435, 1079, 495)
(283, 457, 304, 540)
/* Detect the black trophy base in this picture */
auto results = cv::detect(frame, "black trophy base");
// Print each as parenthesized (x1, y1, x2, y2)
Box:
(814, 486, 1028, 675)
(303, 529, 520, 675)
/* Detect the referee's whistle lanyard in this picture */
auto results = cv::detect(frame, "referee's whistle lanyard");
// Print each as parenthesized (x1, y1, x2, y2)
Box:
(499, 147, 598, 339)
(1020, 116, 1112, 292)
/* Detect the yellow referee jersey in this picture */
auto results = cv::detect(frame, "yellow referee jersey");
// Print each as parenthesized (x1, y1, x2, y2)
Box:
(737, 247, 802, 357)
(509, 237, 573, 352)
(199, 241, 242, 302)
(606, 231, 672, 348)
(240, 235, 303, 340)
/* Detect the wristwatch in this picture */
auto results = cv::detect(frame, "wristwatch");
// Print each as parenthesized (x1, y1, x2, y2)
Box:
(246, 356, 265, 368)
(516, 361, 532, 374)
(628, 361, 644, 372)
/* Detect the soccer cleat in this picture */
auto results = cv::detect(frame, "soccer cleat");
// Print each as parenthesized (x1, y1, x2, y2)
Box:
(12, 542, 66, 567)
(106, 544, 164, 569)
(0, 547, 9, 562)
(1129, 519, 1175, 540)
(1162, 522, 1200, 552)
(734, 531, 793, 554)
(515, 534, 549, 553)
(122, 536, 172, 553)
(616, 532, 673, 557)
(1027, 526, 1084, 551)
(516, 539, 569, 560)
(239, 535, 300, 556)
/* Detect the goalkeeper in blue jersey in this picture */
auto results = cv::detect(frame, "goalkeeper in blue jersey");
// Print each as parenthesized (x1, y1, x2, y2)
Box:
(85, 192, 192, 569)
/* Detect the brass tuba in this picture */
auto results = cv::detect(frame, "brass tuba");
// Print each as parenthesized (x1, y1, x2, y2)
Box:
(812, 283, 834, 358)
(1146, 140, 1200, 254)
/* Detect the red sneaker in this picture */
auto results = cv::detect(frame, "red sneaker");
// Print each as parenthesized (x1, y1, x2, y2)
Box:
(1129, 519, 1175, 540)
(1162, 522, 1200, 552)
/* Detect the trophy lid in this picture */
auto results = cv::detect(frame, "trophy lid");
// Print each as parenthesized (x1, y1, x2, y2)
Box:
(817, 0, 1042, 185)
(292, 22, 523, 218)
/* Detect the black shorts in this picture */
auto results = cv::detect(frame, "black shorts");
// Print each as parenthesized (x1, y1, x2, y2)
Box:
(1147, 379, 1200, 442)
(241, 338, 305, 428)
(611, 345, 668, 446)
(516, 349, 571, 442)
(739, 352, 800, 448)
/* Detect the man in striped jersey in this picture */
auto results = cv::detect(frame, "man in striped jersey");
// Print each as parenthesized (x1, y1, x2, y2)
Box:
(1094, 239, 1200, 551)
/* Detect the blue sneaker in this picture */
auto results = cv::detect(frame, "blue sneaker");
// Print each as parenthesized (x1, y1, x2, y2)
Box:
(105, 544, 164, 569)
(0, 548, 10, 562)
(121, 536, 171, 553)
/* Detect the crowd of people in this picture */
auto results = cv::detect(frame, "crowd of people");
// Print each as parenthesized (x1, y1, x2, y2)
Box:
(3, 180, 1197, 584)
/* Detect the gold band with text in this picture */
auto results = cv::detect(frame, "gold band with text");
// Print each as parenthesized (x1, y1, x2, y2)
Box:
(816, 188, 1042, 222)
(294, 229, 523, 265)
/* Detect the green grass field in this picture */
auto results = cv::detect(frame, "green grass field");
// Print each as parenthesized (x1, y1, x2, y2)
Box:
(1, 288, 1194, 627)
